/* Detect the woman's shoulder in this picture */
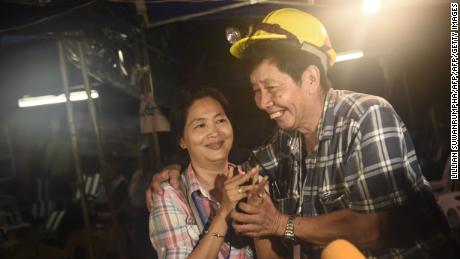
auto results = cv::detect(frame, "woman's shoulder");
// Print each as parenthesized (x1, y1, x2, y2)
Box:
(151, 182, 187, 208)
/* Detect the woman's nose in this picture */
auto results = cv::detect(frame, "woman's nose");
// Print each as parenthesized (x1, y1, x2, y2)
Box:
(207, 123, 220, 138)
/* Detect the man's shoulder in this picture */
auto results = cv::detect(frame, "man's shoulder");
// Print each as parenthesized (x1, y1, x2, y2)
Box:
(332, 90, 393, 119)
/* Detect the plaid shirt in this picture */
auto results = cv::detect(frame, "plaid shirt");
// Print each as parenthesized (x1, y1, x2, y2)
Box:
(149, 163, 254, 259)
(243, 89, 454, 258)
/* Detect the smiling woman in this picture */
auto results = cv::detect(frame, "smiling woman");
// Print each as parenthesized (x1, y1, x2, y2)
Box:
(148, 87, 274, 259)
(179, 96, 234, 173)
(170, 88, 233, 164)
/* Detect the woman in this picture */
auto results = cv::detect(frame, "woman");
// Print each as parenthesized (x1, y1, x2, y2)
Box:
(149, 88, 272, 259)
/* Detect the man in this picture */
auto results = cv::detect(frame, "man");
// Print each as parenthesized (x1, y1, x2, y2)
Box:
(147, 8, 458, 258)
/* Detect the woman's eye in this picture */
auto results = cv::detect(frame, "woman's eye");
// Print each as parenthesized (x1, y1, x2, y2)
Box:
(193, 123, 205, 129)
(216, 118, 227, 124)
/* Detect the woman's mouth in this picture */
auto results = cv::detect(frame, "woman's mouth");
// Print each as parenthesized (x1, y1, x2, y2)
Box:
(206, 141, 224, 150)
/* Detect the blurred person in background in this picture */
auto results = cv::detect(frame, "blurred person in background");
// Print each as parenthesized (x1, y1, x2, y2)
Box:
(127, 144, 157, 259)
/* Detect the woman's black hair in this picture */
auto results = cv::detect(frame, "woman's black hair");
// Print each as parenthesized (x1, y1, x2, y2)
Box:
(169, 87, 231, 146)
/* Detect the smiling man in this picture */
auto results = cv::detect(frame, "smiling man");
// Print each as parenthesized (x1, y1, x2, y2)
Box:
(147, 8, 458, 258)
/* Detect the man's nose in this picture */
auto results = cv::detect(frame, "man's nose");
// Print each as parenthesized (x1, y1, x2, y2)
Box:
(259, 90, 273, 110)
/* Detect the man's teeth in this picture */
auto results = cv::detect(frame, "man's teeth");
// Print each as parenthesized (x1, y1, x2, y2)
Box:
(270, 111, 284, 119)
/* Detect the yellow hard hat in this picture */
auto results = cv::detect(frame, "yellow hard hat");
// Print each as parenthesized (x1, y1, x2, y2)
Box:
(229, 8, 336, 69)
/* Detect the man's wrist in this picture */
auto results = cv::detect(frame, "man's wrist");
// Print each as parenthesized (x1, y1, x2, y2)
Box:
(276, 214, 289, 236)
(283, 215, 296, 242)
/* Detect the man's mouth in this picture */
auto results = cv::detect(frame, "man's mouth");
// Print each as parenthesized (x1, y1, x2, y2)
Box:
(269, 110, 285, 119)
(206, 141, 224, 150)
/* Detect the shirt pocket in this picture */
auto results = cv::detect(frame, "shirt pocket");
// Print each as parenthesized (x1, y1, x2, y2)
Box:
(318, 190, 349, 212)
(185, 216, 200, 242)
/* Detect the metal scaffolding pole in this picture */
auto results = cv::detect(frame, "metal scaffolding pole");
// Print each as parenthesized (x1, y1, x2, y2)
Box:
(146, 0, 261, 28)
(76, 40, 129, 259)
(138, 25, 162, 167)
(56, 40, 96, 259)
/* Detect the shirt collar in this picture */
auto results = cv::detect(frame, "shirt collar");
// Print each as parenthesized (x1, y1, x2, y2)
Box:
(280, 88, 337, 160)
(283, 88, 336, 159)
(185, 164, 210, 199)
(185, 163, 236, 200)
(316, 88, 337, 141)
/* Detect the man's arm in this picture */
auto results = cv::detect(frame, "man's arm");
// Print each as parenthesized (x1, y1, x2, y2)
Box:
(290, 209, 384, 248)
(232, 197, 387, 249)
(145, 164, 181, 210)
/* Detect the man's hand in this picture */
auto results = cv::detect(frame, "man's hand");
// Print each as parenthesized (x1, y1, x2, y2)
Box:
(145, 164, 181, 210)
(231, 194, 287, 238)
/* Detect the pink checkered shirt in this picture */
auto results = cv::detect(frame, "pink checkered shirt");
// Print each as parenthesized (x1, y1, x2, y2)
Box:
(149, 163, 254, 259)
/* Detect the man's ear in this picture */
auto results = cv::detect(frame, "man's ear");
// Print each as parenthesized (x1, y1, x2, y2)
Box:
(179, 139, 187, 150)
(301, 65, 321, 94)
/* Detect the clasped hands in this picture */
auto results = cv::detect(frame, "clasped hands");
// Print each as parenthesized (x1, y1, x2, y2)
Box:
(218, 166, 285, 238)
(216, 166, 266, 216)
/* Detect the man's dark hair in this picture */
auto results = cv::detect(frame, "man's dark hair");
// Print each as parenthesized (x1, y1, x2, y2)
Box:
(170, 87, 231, 145)
(241, 40, 331, 91)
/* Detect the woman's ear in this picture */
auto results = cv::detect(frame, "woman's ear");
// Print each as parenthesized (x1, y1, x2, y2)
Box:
(179, 139, 187, 150)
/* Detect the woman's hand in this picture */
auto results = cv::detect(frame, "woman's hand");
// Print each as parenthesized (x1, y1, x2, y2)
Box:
(217, 167, 258, 217)
(247, 168, 269, 206)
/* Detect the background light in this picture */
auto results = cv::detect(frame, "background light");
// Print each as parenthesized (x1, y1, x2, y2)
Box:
(18, 90, 99, 108)
(362, 0, 381, 15)
(336, 50, 364, 63)
(118, 49, 124, 63)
